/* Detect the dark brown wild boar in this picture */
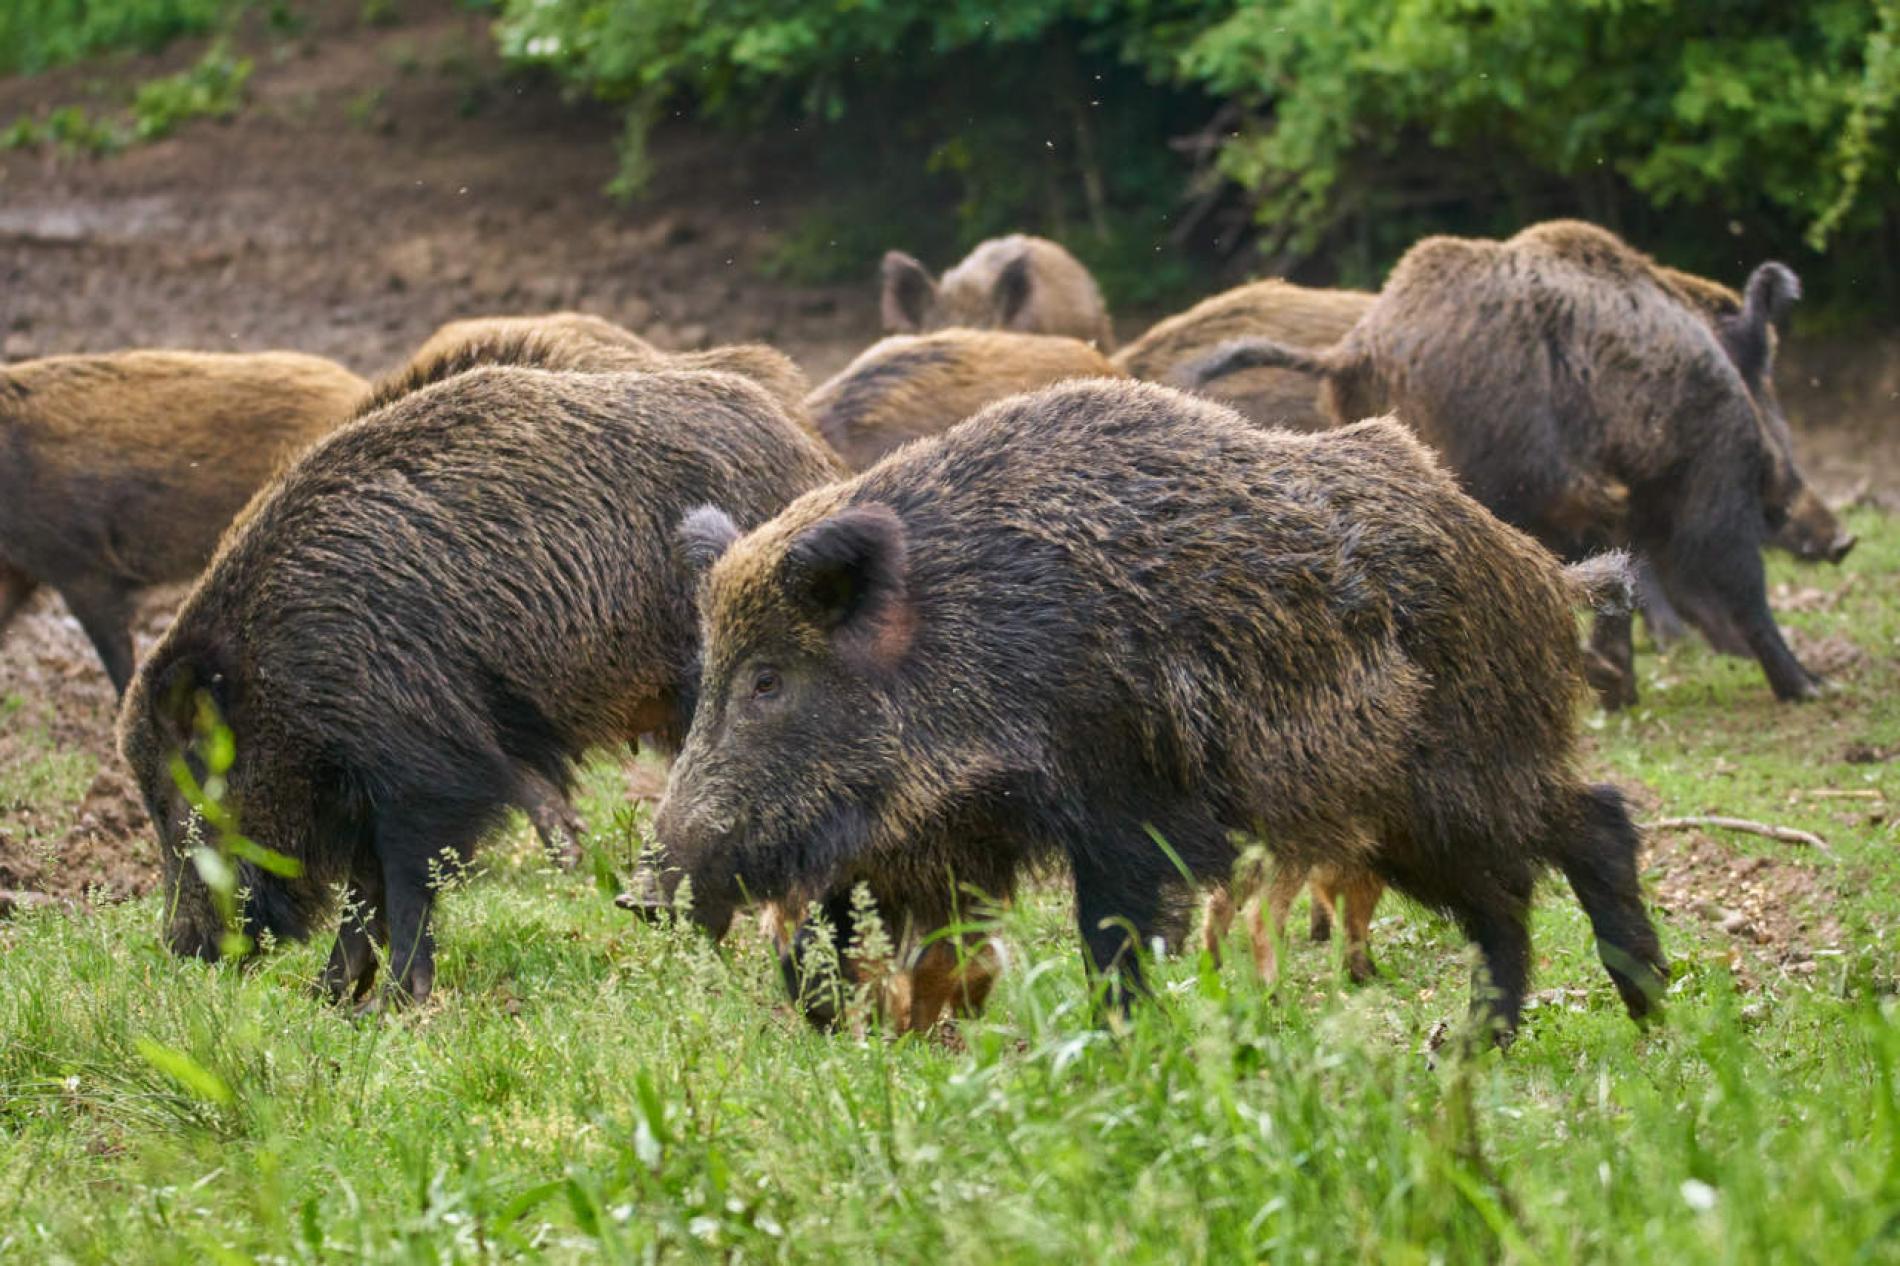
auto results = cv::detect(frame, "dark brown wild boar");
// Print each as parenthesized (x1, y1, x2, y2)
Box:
(1114, 279, 1373, 430)
(1653, 264, 1853, 567)
(806, 329, 1125, 471)
(646, 379, 1667, 1041)
(0, 351, 368, 692)
(1181, 220, 1830, 706)
(118, 366, 838, 1007)
(366, 311, 814, 427)
(880, 235, 1116, 350)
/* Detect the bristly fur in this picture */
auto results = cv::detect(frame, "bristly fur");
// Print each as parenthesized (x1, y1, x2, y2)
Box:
(117, 365, 839, 1004)
(1182, 219, 1830, 707)
(365, 311, 820, 439)
(0, 350, 368, 692)
(1114, 278, 1372, 431)
(654, 377, 1668, 1039)
(805, 328, 1123, 471)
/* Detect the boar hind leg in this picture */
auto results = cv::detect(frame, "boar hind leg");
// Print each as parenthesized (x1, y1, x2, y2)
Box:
(57, 578, 136, 694)
(0, 562, 39, 637)
(1556, 785, 1668, 1022)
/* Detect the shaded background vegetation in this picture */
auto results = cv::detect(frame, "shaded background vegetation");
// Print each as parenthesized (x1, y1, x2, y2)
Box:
(7, 0, 1896, 315)
(490, 0, 1900, 315)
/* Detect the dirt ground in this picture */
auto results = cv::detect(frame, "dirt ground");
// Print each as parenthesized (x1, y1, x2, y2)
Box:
(1, 2, 1895, 912)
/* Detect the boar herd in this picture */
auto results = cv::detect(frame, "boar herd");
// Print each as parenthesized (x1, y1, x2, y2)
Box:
(0, 219, 1856, 1043)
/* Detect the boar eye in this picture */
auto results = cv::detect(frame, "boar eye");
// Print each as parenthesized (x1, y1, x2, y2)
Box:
(751, 667, 782, 699)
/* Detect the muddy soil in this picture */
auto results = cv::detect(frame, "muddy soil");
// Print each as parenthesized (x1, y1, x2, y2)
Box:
(1, 1, 1894, 905)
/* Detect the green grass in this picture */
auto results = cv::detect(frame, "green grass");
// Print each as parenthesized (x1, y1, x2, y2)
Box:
(3, 510, 1897, 1263)
(0, 694, 99, 854)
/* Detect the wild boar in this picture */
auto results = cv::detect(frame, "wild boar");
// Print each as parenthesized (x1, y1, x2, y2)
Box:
(366, 311, 814, 425)
(0, 350, 368, 692)
(646, 379, 1666, 1041)
(1114, 279, 1373, 430)
(118, 366, 838, 1007)
(1181, 220, 1830, 705)
(880, 235, 1115, 350)
(806, 329, 1125, 470)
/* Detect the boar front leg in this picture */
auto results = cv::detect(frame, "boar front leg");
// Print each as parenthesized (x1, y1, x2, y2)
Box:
(0, 562, 39, 637)
(57, 577, 136, 695)
(517, 771, 586, 869)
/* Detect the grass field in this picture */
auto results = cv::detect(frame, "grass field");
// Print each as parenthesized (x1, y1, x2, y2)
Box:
(2, 508, 1896, 1264)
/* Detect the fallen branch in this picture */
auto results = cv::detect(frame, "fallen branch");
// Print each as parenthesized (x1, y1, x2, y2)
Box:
(1646, 816, 1833, 856)
(1802, 788, 1884, 801)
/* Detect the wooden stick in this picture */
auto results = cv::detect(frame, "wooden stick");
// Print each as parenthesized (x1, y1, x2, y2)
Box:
(1802, 788, 1884, 801)
(1646, 816, 1833, 855)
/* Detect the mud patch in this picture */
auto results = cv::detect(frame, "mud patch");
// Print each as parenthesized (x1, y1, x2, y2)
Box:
(1645, 829, 1840, 973)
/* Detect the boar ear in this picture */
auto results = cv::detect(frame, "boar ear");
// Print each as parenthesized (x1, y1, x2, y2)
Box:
(992, 252, 1033, 326)
(785, 504, 913, 668)
(677, 505, 742, 580)
(151, 649, 234, 750)
(1721, 262, 1800, 386)
(880, 251, 935, 332)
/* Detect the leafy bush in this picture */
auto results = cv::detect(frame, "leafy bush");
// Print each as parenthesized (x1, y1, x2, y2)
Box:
(495, 0, 1900, 311)
(2, 46, 253, 155)
(0, 0, 240, 75)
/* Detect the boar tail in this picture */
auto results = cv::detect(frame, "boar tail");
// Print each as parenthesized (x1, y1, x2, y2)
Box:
(1741, 262, 1801, 330)
(1172, 336, 1340, 390)
(1562, 551, 1636, 615)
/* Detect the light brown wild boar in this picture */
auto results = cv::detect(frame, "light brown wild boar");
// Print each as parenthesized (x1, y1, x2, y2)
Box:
(0, 350, 369, 692)
(807, 329, 1125, 471)
(118, 366, 839, 1008)
(1181, 220, 1829, 707)
(366, 311, 815, 427)
(1115, 279, 1374, 430)
(880, 235, 1116, 350)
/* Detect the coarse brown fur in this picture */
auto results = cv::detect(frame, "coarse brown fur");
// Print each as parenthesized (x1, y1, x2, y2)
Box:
(806, 329, 1125, 471)
(1651, 267, 1852, 566)
(365, 311, 816, 430)
(1180, 220, 1829, 705)
(654, 379, 1667, 1040)
(117, 366, 839, 1007)
(1116, 279, 1373, 430)
(880, 235, 1116, 350)
(0, 350, 369, 692)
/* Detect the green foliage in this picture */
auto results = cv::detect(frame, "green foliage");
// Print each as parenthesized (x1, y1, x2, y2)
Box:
(130, 44, 253, 140)
(494, 0, 1900, 311)
(0, 0, 241, 75)
(1183, 0, 1899, 285)
(2, 513, 1898, 1260)
(2, 45, 252, 156)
